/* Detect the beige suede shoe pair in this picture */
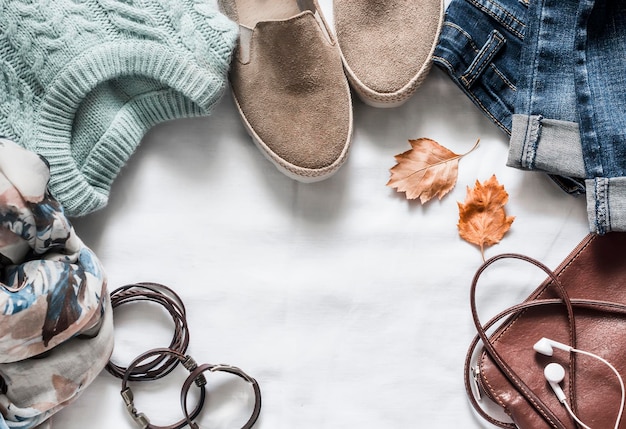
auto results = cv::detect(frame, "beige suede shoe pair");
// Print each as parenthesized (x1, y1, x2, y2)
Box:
(220, 0, 444, 182)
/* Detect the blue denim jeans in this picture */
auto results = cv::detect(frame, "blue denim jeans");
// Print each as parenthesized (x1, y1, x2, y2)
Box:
(434, 0, 626, 234)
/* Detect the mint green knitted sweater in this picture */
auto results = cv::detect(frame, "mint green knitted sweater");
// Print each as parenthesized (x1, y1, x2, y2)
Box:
(0, 0, 238, 216)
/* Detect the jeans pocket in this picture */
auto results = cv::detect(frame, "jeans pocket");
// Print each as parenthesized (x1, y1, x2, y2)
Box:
(434, 0, 525, 133)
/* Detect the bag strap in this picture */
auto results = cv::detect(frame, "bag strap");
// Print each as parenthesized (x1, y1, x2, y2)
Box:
(466, 253, 626, 428)
(467, 253, 581, 428)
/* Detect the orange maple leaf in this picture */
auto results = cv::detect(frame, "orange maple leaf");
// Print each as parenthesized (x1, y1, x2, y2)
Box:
(387, 138, 479, 203)
(458, 175, 515, 261)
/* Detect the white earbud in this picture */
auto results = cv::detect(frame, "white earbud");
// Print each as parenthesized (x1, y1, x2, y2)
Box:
(533, 337, 572, 356)
(544, 362, 567, 403)
(533, 337, 625, 429)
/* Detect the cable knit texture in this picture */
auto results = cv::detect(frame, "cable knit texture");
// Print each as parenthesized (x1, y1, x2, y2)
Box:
(0, 0, 238, 216)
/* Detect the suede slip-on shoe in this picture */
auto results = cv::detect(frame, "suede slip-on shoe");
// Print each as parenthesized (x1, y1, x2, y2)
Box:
(334, 0, 445, 108)
(219, 0, 353, 182)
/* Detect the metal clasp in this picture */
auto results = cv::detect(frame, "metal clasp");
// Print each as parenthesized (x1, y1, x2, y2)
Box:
(471, 365, 482, 401)
(121, 387, 151, 428)
(210, 364, 258, 385)
(182, 355, 207, 387)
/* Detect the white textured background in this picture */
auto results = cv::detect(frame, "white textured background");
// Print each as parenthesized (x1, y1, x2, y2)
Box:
(56, 1, 590, 427)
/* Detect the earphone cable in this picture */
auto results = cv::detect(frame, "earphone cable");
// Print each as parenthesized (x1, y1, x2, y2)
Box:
(562, 401, 592, 429)
(573, 348, 625, 429)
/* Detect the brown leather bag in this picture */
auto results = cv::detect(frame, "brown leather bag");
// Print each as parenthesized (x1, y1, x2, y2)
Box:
(466, 233, 626, 428)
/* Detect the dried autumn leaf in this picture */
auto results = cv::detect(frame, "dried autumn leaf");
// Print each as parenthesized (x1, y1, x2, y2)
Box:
(387, 138, 479, 203)
(458, 175, 515, 261)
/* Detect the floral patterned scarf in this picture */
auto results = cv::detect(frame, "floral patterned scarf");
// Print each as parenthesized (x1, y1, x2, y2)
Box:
(0, 138, 112, 428)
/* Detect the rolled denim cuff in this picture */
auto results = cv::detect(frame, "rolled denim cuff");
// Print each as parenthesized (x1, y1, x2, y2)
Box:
(507, 114, 586, 178)
(508, 114, 626, 234)
(586, 177, 626, 234)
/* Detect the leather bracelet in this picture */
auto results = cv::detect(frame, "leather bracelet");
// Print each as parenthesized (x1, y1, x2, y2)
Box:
(107, 282, 190, 381)
(121, 348, 207, 429)
(180, 363, 261, 429)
